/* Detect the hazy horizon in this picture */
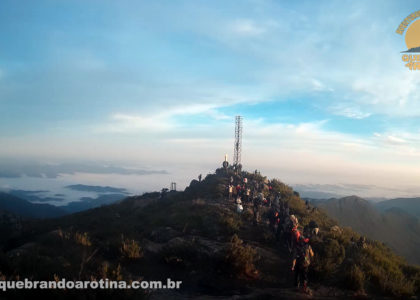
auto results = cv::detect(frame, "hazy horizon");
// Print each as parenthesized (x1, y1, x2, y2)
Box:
(1, 0, 420, 199)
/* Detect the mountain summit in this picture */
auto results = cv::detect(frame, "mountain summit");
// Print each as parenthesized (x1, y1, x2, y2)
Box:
(0, 167, 419, 299)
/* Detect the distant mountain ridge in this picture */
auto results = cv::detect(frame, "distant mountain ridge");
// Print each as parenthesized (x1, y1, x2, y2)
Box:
(375, 197, 420, 218)
(0, 191, 127, 218)
(65, 184, 129, 194)
(314, 195, 420, 265)
(0, 192, 66, 219)
(63, 193, 126, 213)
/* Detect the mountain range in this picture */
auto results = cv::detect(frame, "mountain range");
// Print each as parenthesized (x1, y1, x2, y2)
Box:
(313, 196, 420, 265)
(0, 189, 127, 218)
(375, 197, 420, 218)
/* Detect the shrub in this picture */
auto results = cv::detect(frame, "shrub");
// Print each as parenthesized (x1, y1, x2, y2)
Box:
(220, 215, 241, 235)
(241, 208, 254, 223)
(347, 264, 365, 291)
(312, 238, 345, 278)
(364, 262, 414, 296)
(99, 261, 109, 279)
(120, 237, 143, 259)
(225, 234, 258, 278)
(111, 263, 123, 281)
(74, 232, 92, 247)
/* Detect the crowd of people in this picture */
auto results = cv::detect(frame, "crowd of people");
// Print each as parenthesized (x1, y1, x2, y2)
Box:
(227, 173, 318, 295)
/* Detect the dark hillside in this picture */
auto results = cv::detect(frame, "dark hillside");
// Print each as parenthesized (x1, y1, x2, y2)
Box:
(0, 167, 419, 299)
(0, 192, 66, 219)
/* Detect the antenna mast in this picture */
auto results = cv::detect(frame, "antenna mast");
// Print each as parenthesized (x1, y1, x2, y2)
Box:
(233, 116, 243, 167)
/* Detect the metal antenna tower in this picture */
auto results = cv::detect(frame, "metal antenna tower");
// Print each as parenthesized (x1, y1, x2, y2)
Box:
(233, 116, 243, 166)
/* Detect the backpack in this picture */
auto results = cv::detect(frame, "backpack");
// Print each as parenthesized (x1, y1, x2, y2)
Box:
(298, 244, 312, 268)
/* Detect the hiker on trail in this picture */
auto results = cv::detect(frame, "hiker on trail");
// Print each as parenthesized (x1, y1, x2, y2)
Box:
(273, 193, 280, 211)
(262, 194, 269, 207)
(265, 194, 272, 207)
(281, 216, 290, 245)
(242, 187, 250, 204)
(236, 184, 242, 198)
(308, 220, 319, 237)
(287, 215, 299, 253)
(269, 207, 281, 239)
(269, 207, 278, 232)
(291, 236, 314, 294)
(198, 174, 202, 182)
(160, 188, 168, 199)
(279, 199, 284, 217)
(290, 225, 300, 253)
(228, 185, 233, 201)
(253, 193, 263, 226)
(236, 197, 243, 214)
(236, 185, 243, 205)
(284, 203, 290, 218)
(290, 214, 298, 228)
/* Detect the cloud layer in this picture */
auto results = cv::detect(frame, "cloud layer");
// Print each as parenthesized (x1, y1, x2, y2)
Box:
(1, 0, 420, 195)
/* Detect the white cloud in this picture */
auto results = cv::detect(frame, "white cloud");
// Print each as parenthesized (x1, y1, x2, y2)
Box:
(228, 19, 266, 37)
(385, 135, 407, 145)
(310, 79, 332, 92)
(99, 103, 232, 133)
(107, 113, 172, 132)
(328, 104, 371, 119)
(350, 72, 420, 116)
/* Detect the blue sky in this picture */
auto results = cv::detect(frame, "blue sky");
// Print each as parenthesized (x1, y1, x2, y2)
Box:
(1, 0, 420, 196)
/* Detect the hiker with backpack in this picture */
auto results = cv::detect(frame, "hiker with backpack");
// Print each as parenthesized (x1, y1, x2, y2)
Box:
(252, 193, 263, 226)
(286, 215, 300, 251)
(290, 219, 300, 253)
(291, 236, 314, 295)
(244, 187, 251, 204)
(236, 184, 242, 199)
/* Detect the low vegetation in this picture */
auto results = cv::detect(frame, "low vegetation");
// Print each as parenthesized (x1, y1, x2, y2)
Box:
(120, 237, 143, 259)
(0, 166, 419, 298)
(224, 234, 258, 279)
